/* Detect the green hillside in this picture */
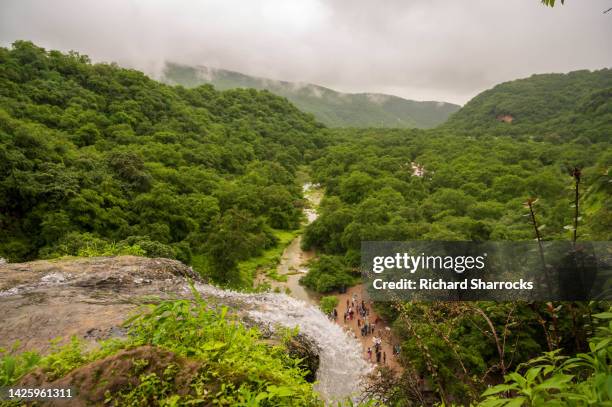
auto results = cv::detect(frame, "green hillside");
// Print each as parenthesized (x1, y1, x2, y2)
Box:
(444, 69, 612, 142)
(0, 41, 326, 286)
(162, 62, 460, 129)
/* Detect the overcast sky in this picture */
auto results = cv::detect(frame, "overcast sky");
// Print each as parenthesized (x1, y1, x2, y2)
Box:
(1, 0, 610, 104)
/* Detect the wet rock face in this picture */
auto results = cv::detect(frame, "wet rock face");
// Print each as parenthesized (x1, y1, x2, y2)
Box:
(0, 256, 199, 353)
(0, 256, 321, 380)
(286, 334, 320, 383)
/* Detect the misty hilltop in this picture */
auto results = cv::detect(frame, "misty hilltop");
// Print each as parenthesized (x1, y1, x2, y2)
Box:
(161, 62, 460, 129)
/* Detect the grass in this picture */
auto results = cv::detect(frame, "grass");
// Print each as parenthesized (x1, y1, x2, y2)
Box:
(238, 229, 301, 283)
(160, 228, 301, 291)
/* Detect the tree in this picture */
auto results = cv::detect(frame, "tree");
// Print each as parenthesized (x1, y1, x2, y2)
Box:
(206, 209, 277, 284)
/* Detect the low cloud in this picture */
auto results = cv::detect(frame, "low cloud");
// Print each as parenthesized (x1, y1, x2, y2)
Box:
(0, 0, 610, 104)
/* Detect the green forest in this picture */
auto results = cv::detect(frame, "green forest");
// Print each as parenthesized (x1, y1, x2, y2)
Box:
(0, 41, 610, 406)
(0, 40, 329, 286)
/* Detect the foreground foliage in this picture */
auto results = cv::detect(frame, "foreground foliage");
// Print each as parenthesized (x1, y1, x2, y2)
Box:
(0, 293, 321, 406)
(477, 309, 612, 407)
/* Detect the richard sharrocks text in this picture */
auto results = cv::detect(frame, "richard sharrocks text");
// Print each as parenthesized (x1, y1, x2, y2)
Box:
(372, 278, 534, 290)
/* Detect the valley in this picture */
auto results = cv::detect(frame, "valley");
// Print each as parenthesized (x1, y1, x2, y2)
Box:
(0, 41, 609, 406)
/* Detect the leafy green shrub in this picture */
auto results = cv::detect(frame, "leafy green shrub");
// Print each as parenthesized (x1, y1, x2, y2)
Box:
(478, 309, 612, 406)
(113, 294, 320, 405)
(0, 342, 41, 386)
(300, 255, 356, 293)
(77, 242, 145, 257)
(319, 296, 339, 315)
(121, 236, 176, 258)
(38, 232, 145, 258)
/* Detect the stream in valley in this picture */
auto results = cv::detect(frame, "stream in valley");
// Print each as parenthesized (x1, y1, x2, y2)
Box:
(266, 182, 322, 304)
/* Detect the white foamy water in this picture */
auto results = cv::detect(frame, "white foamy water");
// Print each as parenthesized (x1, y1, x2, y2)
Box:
(302, 182, 321, 224)
(194, 283, 371, 403)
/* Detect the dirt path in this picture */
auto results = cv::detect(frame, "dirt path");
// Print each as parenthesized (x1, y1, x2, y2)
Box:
(331, 284, 401, 371)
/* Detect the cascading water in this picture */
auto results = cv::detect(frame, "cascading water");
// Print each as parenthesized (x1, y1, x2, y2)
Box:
(194, 283, 372, 402)
(302, 182, 322, 224)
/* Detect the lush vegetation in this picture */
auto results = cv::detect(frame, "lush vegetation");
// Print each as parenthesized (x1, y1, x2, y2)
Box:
(298, 71, 611, 405)
(0, 41, 327, 286)
(302, 128, 610, 264)
(1, 41, 610, 406)
(477, 309, 611, 407)
(163, 63, 460, 129)
(300, 255, 358, 293)
(319, 295, 339, 316)
(0, 293, 320, 406)
(444, 69, 611, 142)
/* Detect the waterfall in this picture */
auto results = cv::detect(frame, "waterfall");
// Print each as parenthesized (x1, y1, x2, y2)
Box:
(194, 283, 372, 403)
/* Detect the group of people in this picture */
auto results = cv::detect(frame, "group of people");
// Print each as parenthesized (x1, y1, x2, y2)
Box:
(342, 294, 369, 322)
(330, 291, 400, 366)
(367, 336, 387, 364)
(343, 294, 377, 336)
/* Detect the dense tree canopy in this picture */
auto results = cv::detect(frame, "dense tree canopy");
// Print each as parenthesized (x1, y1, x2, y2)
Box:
(303, 128, 610, 260)
(300, 92, 610, 403)
(0, 41, 327, 284)
(443, 69, 612, 142)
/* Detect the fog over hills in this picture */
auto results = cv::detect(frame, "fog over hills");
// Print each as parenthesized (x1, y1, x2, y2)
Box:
(162, 62, 460, 129)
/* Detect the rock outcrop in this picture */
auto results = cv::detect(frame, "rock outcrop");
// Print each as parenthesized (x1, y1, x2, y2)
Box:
(286, 334, 320, 383)
(0, 256, 200, 353)
(1, 256, 377, 400)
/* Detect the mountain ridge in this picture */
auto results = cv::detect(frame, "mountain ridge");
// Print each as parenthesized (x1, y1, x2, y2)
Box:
(161, 62, 460, 129)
